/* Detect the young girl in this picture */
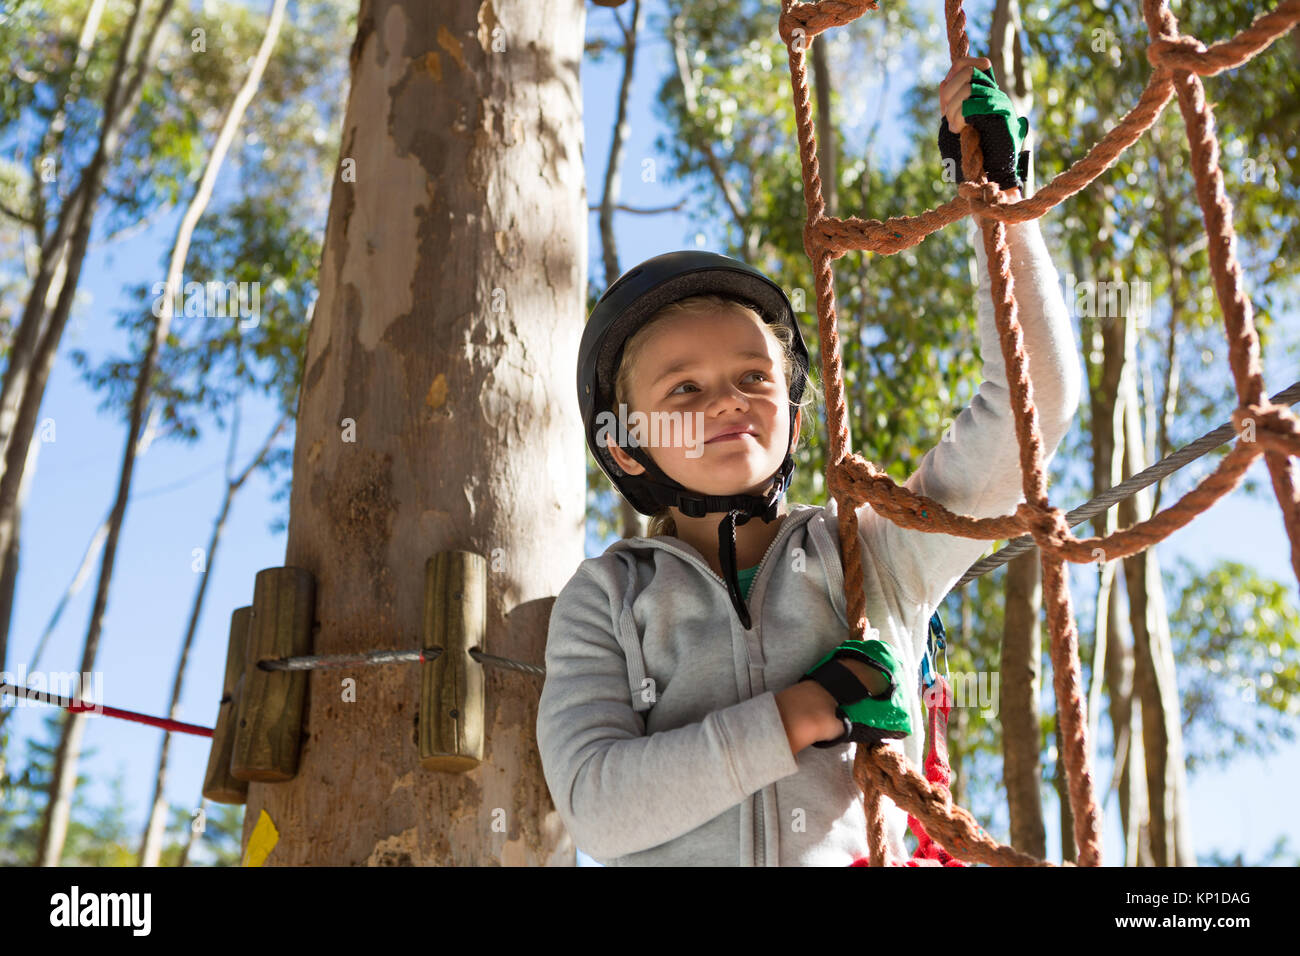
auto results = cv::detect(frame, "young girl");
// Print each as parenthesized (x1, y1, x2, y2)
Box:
(537, 57, 1080, 865)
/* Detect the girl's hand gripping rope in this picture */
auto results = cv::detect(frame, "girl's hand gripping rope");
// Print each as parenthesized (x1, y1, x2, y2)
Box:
(937, 55, 1030, 191)
(798, 638, 912, 748)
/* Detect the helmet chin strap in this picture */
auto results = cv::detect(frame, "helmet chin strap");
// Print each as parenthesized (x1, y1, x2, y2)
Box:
(627, 431, 796, 631)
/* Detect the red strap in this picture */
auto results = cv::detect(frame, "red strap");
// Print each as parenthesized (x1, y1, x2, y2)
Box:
(849, 675, 968, 867)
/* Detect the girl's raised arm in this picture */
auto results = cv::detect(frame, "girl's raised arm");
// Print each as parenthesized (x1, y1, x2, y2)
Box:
(857, 213, 1082, 614)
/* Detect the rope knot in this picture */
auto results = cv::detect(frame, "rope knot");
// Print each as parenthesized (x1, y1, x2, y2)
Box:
(1147, 35, 1208, 71)
(958, 180, 1005, 217)
(1232, 400, 1300, 455)
(1015, 500, 1071, 551)
(804, 218, 847, 262)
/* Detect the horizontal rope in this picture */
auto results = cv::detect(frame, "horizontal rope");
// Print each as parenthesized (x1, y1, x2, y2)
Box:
(257, 645, 545, 677)
(955, 379, 1300, 587)
(0, 645, 545, 743)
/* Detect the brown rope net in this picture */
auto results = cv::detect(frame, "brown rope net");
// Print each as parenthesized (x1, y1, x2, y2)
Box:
(777, 0, 1300, 866)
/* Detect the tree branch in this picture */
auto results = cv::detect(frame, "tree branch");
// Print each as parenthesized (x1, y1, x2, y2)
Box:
(589, 199, 686, 215)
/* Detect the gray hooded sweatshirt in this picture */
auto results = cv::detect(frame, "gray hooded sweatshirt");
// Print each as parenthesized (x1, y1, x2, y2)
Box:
(537, 215, 1081, 865)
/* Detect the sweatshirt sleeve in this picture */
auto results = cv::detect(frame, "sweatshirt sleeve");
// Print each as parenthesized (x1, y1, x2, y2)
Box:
(535, 564, 800, 862)
(858, 214, 1082, 611)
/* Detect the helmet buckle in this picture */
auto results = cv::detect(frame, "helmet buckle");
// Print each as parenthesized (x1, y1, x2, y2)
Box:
(678, 495, 707, 518)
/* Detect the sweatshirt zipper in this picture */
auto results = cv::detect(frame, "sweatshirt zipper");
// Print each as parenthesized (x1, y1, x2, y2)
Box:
(615, 510, 810, 867)
(696, 511, 800, 621)
(747, 518, 791, 868)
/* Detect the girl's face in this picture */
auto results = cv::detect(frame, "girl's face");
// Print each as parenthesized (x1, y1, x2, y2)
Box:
(605, 308, 800, 498)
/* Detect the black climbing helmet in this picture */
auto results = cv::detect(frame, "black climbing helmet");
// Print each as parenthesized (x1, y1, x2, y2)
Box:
(577, 250, 811, 630)
(578, 249, 810, 518)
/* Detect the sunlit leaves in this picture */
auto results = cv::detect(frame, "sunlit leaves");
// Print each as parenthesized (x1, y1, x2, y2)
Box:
(1168, 556, 1300, 771)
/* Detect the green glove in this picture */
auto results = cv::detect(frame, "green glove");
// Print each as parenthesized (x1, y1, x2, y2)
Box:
(938, 66, 1030, 190)
(799, 638, 913, 748)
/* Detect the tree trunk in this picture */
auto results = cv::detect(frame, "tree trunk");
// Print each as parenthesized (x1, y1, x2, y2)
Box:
(35, 0, 283, 866)
(240, 0, 586, 865)
(594, 0, 646, 541)
(1118, 306, 1193, 865)
(1001, 547, 1045, 857)
(1126, 704, 1153, 866)
(1053, 715, 1074, 862)
(0, 431, 41, 686)
(670, 15, 754, 261)
(1080, 243, 1136, 862)
(810, 32, 836, 219)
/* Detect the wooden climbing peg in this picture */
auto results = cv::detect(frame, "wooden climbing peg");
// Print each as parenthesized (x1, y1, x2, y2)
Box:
(419, 551, 486, 772)
(231, 567, 315, 781)
(202, 605, 252, 804)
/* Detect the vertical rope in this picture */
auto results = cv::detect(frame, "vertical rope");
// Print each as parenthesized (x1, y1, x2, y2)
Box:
(774, 0, 1300, 866)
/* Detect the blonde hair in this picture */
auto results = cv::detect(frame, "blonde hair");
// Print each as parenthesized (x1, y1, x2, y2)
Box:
(609, 293, 821, 538)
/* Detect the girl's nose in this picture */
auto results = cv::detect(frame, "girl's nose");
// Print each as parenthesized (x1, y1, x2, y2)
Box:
(706, 384, 750, 414)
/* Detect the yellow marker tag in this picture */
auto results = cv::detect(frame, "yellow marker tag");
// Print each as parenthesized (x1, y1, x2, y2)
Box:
(242, 809, 280, 867)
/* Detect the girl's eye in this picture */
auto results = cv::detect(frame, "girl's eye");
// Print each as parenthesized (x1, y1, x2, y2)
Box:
(669, 371, 769, 396)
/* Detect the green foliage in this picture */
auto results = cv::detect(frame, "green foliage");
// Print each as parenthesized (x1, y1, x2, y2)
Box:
(1166, 556, 1300, 771)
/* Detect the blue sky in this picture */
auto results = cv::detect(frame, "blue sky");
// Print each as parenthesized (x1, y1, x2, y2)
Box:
(3, 0, 1296, 868)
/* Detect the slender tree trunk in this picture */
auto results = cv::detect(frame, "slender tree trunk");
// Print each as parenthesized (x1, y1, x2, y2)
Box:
(1151, 126, 1182, 514)
(1002, 548, 1045, 857)
(240, 0, 587, 865)
(36, 0, 282, 866)
(0, 431, 41, 685)
(594, 0, 646, 541)
(670, 15, 754, 261)
(137, 407, 288, 866)
(811, 33, 836, 219)
(1082, 243, 1135, 860)
(1053, 716, 1074, 862)
(17, 0, 111, 362)
(1118, 303, 1192, 865)
(1127, 704, 1153, 866)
